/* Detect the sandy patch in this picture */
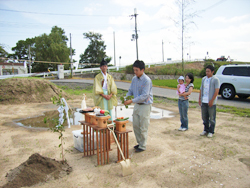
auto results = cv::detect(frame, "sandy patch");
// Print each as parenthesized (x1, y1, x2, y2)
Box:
(0, 99, 250, 188)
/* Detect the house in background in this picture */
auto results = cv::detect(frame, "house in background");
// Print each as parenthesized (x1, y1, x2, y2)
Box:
(0, 61, 28, 75)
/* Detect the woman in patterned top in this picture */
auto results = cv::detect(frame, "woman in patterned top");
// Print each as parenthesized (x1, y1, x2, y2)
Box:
(178, 73, 194, 131)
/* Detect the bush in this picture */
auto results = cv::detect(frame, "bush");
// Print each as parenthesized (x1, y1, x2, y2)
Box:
(184, 69, 200, 77)
(199, 61, 221, 77)
(145, 63, 201, 77)
(125, 64, 134, 74)
(120, 74, 126, 80)
(82, 64, 100, 68)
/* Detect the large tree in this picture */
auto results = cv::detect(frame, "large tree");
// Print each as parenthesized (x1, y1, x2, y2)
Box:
(11, 38, 35, 60)
(0, 44, 9, 59)
(11, 26, 75, 73)
(32, 26, 71, 72)
(79, 32, 111, 67)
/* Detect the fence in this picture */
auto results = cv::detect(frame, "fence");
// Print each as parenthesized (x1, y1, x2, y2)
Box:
(0, 59, 202, 80)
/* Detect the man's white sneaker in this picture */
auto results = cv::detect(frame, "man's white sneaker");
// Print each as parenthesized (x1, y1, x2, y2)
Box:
(200, 131, 207, 136)
(207, 133, 213, 138)
(181, 128, 187, 131)
(178, 127, 183, 131)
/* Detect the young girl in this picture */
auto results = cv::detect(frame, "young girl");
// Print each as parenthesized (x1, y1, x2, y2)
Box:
(176, 76, 185, 95)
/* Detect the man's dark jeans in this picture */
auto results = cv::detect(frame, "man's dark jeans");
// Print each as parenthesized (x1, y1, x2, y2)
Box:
(201, 103, 216, 134)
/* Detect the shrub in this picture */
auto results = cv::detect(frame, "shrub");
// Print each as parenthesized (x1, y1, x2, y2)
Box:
(184, 69, 200, 77)
(125, 64, 134, 74)
(120, 74, 126, 80)
(145, 63, 201, 77)
(199, 61, 221, 77)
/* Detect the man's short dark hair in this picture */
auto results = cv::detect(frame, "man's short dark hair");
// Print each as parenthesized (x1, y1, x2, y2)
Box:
(133, 60, 145, 70)
(206, 65, 215, 72)
(185, 73, 194, 83)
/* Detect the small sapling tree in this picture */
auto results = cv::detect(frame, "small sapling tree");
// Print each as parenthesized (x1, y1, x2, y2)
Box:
(44, 92, 67, 163)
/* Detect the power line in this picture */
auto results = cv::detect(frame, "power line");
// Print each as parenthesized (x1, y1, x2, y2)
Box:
(201, 0, 227, 12)
(0, 21, 113, 29)
(0, 8, 126, 17)
(1, 57, 71, 64)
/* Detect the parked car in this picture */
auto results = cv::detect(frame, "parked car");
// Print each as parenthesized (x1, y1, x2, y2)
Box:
(215, 64, 250, 100)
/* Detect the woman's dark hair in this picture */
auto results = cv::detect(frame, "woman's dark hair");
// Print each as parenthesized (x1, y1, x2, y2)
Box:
(133, 60, 145, 70)
(185, 73, 194, 83)
(206, 65, 215, 72)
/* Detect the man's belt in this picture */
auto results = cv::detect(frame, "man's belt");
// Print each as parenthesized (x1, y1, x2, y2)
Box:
(137, 103, 145, 105)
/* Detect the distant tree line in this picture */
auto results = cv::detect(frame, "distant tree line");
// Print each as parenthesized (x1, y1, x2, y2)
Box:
(0, 26, 111, 73)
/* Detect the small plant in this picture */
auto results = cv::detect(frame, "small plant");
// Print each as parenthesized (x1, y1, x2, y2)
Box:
(120, 74, 126, 80)
(85, 173, 92, 180)
(44, 92, 67, 163)
(120, 96, 134, 108)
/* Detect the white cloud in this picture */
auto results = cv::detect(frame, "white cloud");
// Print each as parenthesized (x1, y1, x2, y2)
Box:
(109, 15, 131, 26)
(212, 14, 249, 24)
(190, 21, 250, 62)
(1, 0, 250, 64)
(112, 0, 174, 7)
(193, 22, 250, 42)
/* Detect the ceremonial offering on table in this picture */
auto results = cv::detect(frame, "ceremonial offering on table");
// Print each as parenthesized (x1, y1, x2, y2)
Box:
(113, 117, 129, 132)
(94, 108, 111, 128)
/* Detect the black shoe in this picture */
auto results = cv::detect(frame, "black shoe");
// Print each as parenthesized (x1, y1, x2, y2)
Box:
(135, 148, 145, 152)
(134, 145, 139, 149)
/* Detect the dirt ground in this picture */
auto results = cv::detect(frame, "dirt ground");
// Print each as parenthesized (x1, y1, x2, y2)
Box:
(0, 78, 69, 105)
(0, 97, 250, 188)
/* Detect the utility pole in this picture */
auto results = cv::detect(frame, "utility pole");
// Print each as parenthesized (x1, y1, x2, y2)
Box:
(130, 8, 139, 60)
(70, 33, 73, 77)
(181, 0, 184, 72)
(28, 45, 31, 74)
(162, 40, 164, 63)
(113, 31, 116, 66)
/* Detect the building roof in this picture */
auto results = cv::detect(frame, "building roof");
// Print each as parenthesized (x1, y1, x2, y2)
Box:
(0, 62, 26, 66)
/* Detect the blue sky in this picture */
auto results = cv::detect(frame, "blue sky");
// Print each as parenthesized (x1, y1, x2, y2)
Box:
(0, 0, 250, 67)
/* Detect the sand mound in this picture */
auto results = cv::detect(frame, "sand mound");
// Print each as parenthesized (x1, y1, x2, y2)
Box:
(0, 78, 69, 105)
(2, 153, 72, 188)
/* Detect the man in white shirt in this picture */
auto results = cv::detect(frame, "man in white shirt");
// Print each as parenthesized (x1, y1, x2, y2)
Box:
(199, 65, 220, 138)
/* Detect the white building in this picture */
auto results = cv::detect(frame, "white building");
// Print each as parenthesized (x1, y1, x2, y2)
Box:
(0, 62, 28, 75)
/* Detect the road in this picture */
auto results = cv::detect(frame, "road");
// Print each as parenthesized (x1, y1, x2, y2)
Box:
(50, 79, 250, 109)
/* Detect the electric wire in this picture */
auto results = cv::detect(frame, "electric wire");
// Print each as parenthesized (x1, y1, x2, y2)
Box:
(0, 8, 126, 17)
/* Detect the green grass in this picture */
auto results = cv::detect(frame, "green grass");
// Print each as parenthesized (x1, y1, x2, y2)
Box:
(151, 96, 250, 118)
(217, 105, 250, 118)
(58, 85, 250, 118)
(152, 78, 202, 90)
(58, 85, 92, 95)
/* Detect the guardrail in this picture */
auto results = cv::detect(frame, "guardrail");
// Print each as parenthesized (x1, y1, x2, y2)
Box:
(0, 66, 119, 79)
(0, 59, 203, 80)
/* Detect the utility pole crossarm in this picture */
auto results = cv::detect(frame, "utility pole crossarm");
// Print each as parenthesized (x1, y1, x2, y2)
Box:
(130, 8, 139, 60)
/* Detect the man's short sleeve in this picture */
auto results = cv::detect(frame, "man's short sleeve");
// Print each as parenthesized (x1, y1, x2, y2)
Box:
(215, 77, 220, 89)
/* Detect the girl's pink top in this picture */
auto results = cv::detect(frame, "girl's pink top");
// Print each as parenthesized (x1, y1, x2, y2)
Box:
(176, 84, 185, 95)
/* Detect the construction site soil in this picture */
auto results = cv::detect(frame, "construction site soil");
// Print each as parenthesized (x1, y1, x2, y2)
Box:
(0, 78, 250, 188)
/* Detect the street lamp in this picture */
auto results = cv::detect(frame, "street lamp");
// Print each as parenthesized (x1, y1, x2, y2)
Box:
(119, 56, 121, 67)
